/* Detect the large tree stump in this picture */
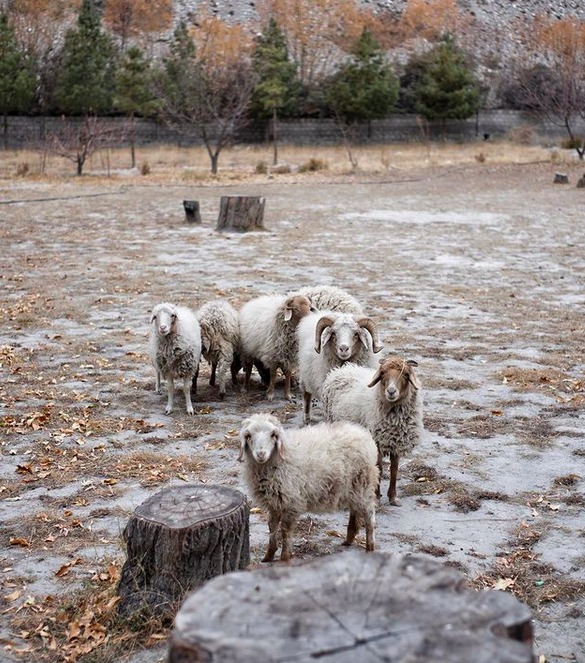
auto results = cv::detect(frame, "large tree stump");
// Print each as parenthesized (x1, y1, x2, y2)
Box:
(216, 195, 266, 232)
(117, 484, 249, 621)
(169, 550, 533, 662)
(183, 200, 201, 223)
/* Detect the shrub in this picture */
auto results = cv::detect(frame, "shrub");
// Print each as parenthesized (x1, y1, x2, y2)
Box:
(141, 161, 151, 175)
(272, 163, 292, 174)
(560, 136, 584, 150)
(255, 161, 268, 174)
(475, 152, 486, 163)
(15, 162, 30, 177)
(506, 125, 534, 145)
(299, 157, 328, 173)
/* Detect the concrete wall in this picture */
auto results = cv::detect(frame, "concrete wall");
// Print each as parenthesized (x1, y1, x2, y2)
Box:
(3, 110, 582, 150)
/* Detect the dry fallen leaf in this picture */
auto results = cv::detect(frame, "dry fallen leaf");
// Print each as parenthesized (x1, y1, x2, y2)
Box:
(4, 589, 22, 602)
(493, 577, 515, 591)
(9, 537, 31, 548)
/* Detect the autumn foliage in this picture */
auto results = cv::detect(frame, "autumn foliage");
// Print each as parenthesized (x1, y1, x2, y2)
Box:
(398, 0, 461, 41)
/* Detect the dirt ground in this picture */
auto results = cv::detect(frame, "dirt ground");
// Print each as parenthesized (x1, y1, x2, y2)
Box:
(1, 160, 584, 662)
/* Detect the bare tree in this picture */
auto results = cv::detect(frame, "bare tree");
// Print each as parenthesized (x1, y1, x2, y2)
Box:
(46, 115, 124, 175)
(509, 17, 585, 160)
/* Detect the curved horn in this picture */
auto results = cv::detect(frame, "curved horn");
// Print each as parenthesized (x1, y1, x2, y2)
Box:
(314, 315, 335, 353)
(357, 318, 383, 353)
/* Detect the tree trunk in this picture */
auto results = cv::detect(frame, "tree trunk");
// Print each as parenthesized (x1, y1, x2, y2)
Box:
(183, 200, 201, 223)
(117, 484, 250, 622)
(130, 113, 136, 169)
(272, 106, 279, 166)
(169, 550, 534, 663)
(216, 196, 266, 232)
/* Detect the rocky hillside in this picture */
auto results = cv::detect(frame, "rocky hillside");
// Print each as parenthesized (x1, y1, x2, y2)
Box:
(173, 0, 585, 27)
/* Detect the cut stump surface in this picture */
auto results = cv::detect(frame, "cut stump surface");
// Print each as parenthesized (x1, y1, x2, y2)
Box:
(169, 550, 533, 662)
(117, 484, 249, 621)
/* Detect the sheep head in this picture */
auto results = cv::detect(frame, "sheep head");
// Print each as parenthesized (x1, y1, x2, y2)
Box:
(283, 295, 314, 323)
(151, 303, 177, 337)
(314, 314, 383, 359)
(238, 413, 285, 463)
(367, 357, 420, 404)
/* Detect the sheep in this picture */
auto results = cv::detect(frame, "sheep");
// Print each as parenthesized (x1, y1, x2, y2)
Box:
(297, 310, 383, 424)
(238, 413, 378, 562)
(295, 285, 365, 316)
(239, 293, 314, 401)
(322, 356, 422, 505)
(196, 299, 240, 399)
(148, 302, 202, 415)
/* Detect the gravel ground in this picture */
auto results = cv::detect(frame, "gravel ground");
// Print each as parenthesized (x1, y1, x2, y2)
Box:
(0, 162, 584, 662)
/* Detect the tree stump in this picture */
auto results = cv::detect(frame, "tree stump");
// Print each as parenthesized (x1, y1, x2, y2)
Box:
(183, 200, 201, 223)
(553, 172, 569, 184)
(117, 484, 249, 622)
(169, 550, 533, 663)
(216, 195, 266, 232)
(577, 173, 585, 188)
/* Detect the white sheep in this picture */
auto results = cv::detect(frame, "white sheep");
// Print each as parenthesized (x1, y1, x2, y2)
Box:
(295, 285, 364, 316)
(148, 302, 202, 415)
(297, 310, 383, 424)
(239, 293, 314, 401)
(322, 356, 422, 505)
(238, 413, 378, 562)
(196, 299, 240, 399)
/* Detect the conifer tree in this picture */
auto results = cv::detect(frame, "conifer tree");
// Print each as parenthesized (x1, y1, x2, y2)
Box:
(0, 13, 35, 148)
(55, 0, 115, 116)
(325, 28, 398, 126)
(251, 17, 300, 165)
(414, 36, 480, 135)
(114, 45, 157, 167)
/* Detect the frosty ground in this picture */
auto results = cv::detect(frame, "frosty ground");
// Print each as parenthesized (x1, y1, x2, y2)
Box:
(1, 161, 584, 662)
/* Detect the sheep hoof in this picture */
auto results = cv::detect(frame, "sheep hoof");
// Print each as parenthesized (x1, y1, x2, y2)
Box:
(165, 407, 173, 415)
(261, 554, 275, 563)
(341, 540, 353, 547)
(186, 408, 194, 415)
(266, 392, 275, 402)
(279, 553, 292, 562)
(389, 497, 401, 507)
(219, 392, 225, 401)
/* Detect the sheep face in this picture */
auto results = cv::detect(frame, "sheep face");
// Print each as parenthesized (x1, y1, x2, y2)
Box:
(315, 315, 381, 360)
(283, 295, 314, 323)
(238, 414, 285, 464)
(368, 357, 420, 404)
(151, 305, 177, 337)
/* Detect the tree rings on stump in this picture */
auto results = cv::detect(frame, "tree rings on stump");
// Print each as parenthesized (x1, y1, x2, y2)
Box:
(169, 550, 533, 662)
(117, 484, 249, 621)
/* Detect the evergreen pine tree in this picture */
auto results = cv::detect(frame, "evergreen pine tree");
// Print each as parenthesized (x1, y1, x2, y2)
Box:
(55, 0, 115, 116)
(414, 36, 480, 134)
(325, 28, 398, 126)
(114, 45, 157, 167)
(251, 17, 299, 165)
(0, 13, 36, 148)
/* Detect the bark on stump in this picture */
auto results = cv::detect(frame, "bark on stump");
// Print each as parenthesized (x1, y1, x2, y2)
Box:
(169, 550, 534, 663)
(183, 200, 201, 223)
(117, 484, 249, 622)
(216, 196, 266, 232)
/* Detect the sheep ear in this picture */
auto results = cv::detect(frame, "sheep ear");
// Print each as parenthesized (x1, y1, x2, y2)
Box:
(316, 327, 333, 353)
(407, 359, 419, 367)
(367, 368, 383, 388)
(284, 307, 293, 322)
(275, 433, 285, 460)
(150, 313, 156, 323)
(409, 373, 421, 390)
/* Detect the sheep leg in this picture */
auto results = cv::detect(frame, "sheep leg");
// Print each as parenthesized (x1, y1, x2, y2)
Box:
(266, 366, 278, 401)
(209, 360, 217, 386)
(165, 377, 174, 414)
(376, 448, 383, 500)
(343, 510, 359, 546)
(388, 452, 400, 506)
(262, 512, 280, 563)
(216, 350, 231, 399)
(183, 376, 194, 415)
(364, 508, 376, 552)
(279, 514, 297, 562)
(155, 370, 162, 394)
(302, 390, 312, 425)
(243, 360, 253, 393)
(283, 370, 293, 401)
(190, 365, 199, 396)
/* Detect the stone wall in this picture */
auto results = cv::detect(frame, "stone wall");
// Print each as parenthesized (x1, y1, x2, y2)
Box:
(3, 111, 583, 150)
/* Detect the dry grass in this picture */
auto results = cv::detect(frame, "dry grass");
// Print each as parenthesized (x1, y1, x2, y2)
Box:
(0, 140, 564, 182)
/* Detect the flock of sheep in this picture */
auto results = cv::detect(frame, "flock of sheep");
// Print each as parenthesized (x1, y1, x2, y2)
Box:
(148, 285, 423, 562)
